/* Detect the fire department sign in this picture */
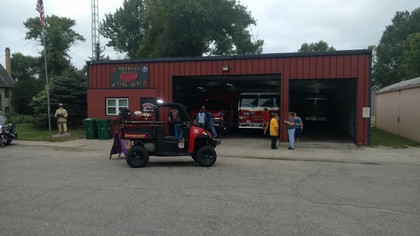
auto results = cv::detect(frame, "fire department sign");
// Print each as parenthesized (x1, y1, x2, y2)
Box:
(110, 65, 149, 88)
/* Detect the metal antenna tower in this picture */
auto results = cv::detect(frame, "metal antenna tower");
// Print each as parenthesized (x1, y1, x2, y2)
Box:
(91, 0, 100, 59)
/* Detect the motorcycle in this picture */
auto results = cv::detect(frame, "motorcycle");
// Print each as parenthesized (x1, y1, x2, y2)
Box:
(0, 115, 18, 146)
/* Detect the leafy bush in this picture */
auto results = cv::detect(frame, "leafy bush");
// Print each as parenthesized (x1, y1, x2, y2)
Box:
(5, 112, 33, 124)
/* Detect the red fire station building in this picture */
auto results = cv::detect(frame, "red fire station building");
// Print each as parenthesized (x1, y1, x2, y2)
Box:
(87, 49, 372, 145)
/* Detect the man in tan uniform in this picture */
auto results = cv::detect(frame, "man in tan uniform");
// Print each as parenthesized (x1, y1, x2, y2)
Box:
(54, 103, 68, 134)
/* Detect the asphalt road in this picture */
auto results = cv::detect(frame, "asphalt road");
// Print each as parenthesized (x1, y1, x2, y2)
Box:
(1, 142, 419, 236)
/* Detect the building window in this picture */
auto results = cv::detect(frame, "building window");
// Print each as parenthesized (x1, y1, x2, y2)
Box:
(5, 107, 9, 113)
(106, 98, 129, 115)
(5, 88, 9, 98)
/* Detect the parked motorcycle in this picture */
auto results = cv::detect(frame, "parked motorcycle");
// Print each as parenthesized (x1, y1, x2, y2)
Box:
(0, 115, 18, 146)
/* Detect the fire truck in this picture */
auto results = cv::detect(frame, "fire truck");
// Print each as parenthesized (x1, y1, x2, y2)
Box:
(237, 92, 280, 129)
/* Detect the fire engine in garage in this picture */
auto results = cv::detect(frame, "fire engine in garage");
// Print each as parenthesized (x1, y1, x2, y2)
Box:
(186, 93, 237, 135)
(238, 92, 281, 129)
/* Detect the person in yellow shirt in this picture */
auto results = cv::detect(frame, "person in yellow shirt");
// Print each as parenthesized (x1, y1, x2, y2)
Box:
(269, 113, 279, 149)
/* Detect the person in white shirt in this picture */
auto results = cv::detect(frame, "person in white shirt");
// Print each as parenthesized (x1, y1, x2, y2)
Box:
(195, 106, 207, 128)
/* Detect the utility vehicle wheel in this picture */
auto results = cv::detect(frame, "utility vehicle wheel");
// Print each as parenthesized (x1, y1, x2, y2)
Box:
(195, 146, 217, 167)
(126, 145, 149, 168)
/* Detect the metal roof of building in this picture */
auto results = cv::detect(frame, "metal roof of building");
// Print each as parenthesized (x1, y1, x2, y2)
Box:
(88, 49, 372, 65)
(376, 77, 420, 94)
(0, 64, 16, 88)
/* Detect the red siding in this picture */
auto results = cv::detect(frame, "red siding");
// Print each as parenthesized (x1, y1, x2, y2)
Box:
(88, 51, 371, 144)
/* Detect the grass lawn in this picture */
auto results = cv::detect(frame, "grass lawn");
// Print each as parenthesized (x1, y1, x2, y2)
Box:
(16, 123, 86, 142)
(371, 127, 420, 148)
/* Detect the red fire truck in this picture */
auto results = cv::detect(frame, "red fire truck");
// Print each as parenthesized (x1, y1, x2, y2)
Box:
(237, 92, 280, 129)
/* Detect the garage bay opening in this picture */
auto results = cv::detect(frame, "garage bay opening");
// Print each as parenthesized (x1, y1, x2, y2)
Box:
(289, 79, 356, 142)
(173, 74, 281, 137)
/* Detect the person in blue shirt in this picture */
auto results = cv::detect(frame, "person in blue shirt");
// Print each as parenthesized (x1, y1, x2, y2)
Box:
(206, 110, 218, 138)
(171, 107, 183, 141)
(284, 112, 295, 150)
(293, 112, 303, 142)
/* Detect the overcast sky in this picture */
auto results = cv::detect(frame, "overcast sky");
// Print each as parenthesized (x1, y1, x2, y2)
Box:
(0, 0, 418, 70)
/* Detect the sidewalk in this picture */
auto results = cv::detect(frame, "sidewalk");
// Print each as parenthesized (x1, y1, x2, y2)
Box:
(14, 138, 420, 165)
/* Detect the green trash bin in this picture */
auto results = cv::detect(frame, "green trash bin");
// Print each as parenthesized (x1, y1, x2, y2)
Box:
(97, 119, 111, 140)
(83, 118, 98, 139)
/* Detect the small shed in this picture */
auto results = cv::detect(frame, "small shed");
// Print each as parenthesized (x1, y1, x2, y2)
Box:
(375, 77, 420, 142)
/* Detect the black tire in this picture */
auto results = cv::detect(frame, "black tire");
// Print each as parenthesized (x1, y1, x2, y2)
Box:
(4, 139, 12, 146)
(195, 146, 217, 167)
(126, 145, 149, 168)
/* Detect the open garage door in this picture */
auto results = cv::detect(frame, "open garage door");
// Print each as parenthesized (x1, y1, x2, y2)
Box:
(289, 79, 356, 142)
(173, 75, 281, 135)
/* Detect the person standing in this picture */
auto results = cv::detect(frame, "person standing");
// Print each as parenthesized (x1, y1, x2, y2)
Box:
(167, 107, 175, 136)
(195, 106, 207, 129)
(171, 107, 183, 141)
(269, 113, 279, 149)
(293, 112, 303, 142)
(284, 112, 295, 150)
(261, 108, 270, 136)
(54, 103, 68, 135)
(206, 111, 218, 138)
(217, 111, 226, 138)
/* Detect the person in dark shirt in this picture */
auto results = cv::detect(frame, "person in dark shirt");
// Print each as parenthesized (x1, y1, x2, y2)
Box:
(167, 107, 175, 136)
(171, 107, 183, 141)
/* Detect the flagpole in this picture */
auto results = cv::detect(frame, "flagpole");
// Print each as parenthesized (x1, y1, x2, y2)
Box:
(42, 29, 52, 133)
(37, 0, 51, 133)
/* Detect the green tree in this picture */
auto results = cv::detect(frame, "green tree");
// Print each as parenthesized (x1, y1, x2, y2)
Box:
(24, 15, 86, 77)
(298, 40, 336, 52)
(399, 33, 420, 80)
(100, 0, 146, 58)
(30, 68, 87, 128)
(373, 7, 420, 87)
(100, 0, 263, 58)
(89, 43, 109, 61)
(11, 53, 43, 114)
(23, 15, 87, 125)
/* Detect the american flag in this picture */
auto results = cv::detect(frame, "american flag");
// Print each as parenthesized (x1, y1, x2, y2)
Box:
(36, 0, 46, 28)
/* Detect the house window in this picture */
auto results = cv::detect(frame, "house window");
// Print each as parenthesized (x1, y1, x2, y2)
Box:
(106, 98, 129, 115)
(5, 88, 9, 98)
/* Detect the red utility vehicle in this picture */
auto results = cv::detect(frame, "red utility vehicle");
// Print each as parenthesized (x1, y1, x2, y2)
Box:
(114, 102, 219, 168)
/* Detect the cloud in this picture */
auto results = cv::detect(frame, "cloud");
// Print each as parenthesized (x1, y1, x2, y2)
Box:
(1, 0, 419, 69)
